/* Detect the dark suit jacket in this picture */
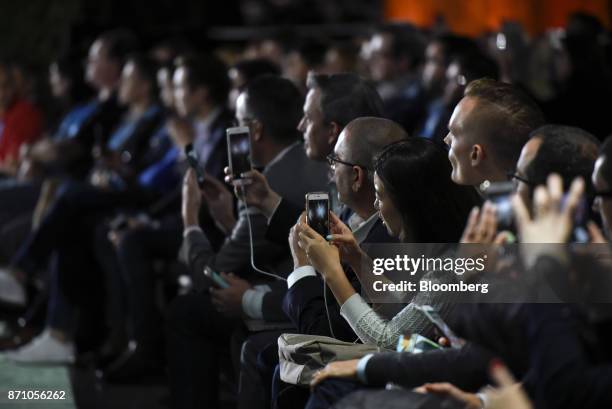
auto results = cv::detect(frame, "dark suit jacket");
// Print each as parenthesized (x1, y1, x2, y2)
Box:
(181, 141, 330, 321)
(282, 217, 398, 341)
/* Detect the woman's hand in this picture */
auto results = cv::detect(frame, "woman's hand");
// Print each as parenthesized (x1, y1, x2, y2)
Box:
(289, 213, 310, 269)
(327, 212, 366, 269)
(310, 359, 360, 389)
(296, 221, 343, 282)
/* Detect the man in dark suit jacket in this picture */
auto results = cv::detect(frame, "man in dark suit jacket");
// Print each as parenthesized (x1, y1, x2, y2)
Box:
(265, 118, 409, 409)
(166, 76, 330, 409)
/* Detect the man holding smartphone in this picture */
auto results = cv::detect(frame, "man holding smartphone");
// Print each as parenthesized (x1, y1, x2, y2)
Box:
(168, 75, 329, 409)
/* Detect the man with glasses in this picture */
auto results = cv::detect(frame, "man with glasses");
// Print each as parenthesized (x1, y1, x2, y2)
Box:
(230, 72, 385, 244)
(513, 124, 599, 216)
(167, 75, 329, 409)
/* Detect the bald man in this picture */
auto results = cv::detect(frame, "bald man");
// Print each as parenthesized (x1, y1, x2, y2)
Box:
(235, 117, 407, 409)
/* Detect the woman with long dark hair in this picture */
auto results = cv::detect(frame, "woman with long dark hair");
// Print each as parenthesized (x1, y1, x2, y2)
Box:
(292, 137, 481, 348)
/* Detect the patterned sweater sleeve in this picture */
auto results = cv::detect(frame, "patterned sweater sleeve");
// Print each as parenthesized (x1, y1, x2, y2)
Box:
(340, 270, 458, 350)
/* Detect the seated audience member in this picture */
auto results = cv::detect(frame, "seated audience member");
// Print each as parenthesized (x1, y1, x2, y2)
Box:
(0, 61, 43, 176)
(39, 29, 137, 177)
(294, 137, 480, 348)
(285, 117, 407, 340)
(322, 41, 358, 75)
(240, 118, 406, 409)
(303, 125, 603, 409)
(543, 12, 612, 139)
(418, 39, 498, 144)
(165, 75, 329, 409)
(0, 54, 168, 363)
(283, 38, 327, 93)
(444, 78, 545, 187)
(229, 75, 386, 409)
(228, 58, 281, 110)
(93, 54, 237, 378)
(231, 72, 385, 245)
(362, 24, 426, 133)
(514, 125, 599, 216)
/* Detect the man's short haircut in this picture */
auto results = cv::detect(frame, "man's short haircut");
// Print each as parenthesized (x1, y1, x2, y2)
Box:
(175, 53, 230, 106)
(306, 72, 384, 130)
(526, 125, 599, 201)
(291, 38, 327, 68)
(464, 78, 545, 172)
(344, 117, 409, 183)
(98, 29, 139, 66)
(232, 58, 281, 86)
(126, 53, 159, 98)
(244, 75, 303, 144)
(377, 23, 425, 68)
(433, 34, 480, 66)
(451, 51, 499, 82)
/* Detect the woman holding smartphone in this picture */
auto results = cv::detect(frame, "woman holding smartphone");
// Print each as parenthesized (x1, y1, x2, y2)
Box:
(291, 138, 481, 348)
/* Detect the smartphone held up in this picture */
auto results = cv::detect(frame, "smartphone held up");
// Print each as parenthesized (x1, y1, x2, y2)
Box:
(226, 126, 252, 186)
(305, 192, 330, 238)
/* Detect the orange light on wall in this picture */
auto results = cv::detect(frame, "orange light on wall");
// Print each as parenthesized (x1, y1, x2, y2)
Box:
(384, 0, 610, 36)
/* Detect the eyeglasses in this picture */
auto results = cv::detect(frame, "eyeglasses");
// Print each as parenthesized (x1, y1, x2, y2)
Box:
(506, 172, 535, 188)
(326, 154, 369, 171)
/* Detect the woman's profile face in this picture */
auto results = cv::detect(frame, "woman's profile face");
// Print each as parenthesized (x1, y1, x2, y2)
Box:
(374, 172, 403, 239)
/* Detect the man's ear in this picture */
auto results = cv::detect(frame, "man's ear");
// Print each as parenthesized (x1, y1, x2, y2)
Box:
(328, 122, 341, 146)
(251, 120, 264, 142)
(470, 144, 484, 167)
(352, 166, 364, 192)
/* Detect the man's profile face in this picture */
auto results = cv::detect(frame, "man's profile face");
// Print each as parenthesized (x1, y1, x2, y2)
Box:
(367, 33, 396, 82)
(514, 137, 543, 212)
(173, 66, 198, 118)
(297, 88, 332, 161)
(86, 40, 118, 90)
(331, 130, 354, 206)
(444, 97, 481, 185)
(422, 41, 446, 93)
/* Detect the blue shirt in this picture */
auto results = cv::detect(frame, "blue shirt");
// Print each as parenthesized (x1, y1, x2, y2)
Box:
(53, 101, 100, 141)
(136, 125, 180, 193)
(106, 105, 162, 151)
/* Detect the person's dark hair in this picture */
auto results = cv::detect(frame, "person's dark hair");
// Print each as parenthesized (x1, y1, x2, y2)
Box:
(98, 29, 139, 66)
(244, 75, 303, 144)
(126, 53, 159, 100)
(452, 51, 499, 82)
(175, 53, 230, 106)
(53, 54, 93, 104)
(464, 78, 545, 172)
(598, 135, 612, 186)
(374, 138, 482, 242)
(306, 72, 384, 130)
(232, 58, 281, 88)
(377, 23, 425, 68)
(526, 125, 599, 204)
(432, 34, 480, 66)
(291, 38, 327, 68)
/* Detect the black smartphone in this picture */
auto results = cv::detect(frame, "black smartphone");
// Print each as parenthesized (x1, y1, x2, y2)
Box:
(185, 143, 205, 187)
(482, 181, 589, 242)
(305, 192, 330, 238)
(226, 126, 252, 185)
